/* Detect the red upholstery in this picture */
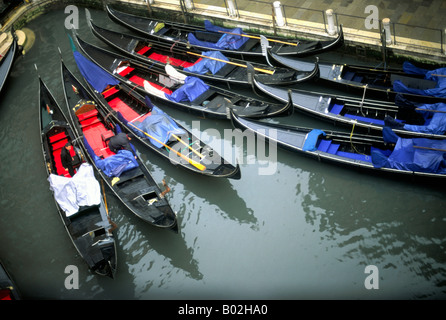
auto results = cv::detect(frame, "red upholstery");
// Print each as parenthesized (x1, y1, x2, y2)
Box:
(101, 130, 114, 147)
(77, 109, 116, 160)
(82, 122, 115, 159)
(49, 131, 66, 143)
(117, 66, 135, 77)
(76, 109, 98, 121)
(0, 289, 12, 300)
(49, 134, 77, 177)
(102, 87, 119, 99)
(137, 46, 151, 55)
(107, 97, 141, 121)
(147, 52, 197, 68)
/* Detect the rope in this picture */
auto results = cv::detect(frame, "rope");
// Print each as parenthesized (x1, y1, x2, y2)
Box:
(349, 121, 367, 156)
(170, 40, 181, 53)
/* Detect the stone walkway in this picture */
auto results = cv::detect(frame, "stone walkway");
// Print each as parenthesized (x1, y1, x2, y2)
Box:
(189, 0, 446, 62)
(233, 0, 446, 29)
(0, 0, 445, 62)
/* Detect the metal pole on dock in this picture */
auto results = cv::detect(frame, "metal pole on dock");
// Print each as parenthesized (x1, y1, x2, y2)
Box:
(382, 18, 392, 45)
(227, 0, 238, 18)
(325, 9, 337, 35)
(273, 1, 285, 27)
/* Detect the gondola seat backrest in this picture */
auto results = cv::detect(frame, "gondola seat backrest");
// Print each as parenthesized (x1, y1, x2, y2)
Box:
(77, 109, 100, 128)
(317, 139, 340, 154)
(101, 130, 114, 147)
(136, 46, 150, 56)
(117, 66, 134, 77)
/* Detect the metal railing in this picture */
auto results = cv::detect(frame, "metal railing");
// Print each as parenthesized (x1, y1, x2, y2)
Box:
(147, 0, 445, 54)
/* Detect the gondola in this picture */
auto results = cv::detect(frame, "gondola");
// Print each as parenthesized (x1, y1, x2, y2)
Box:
(76, 35, 293, 120)
(105, 5, 344, 58)
(0, 33, 17, 94)
(88, 20, 319, 87)
(266, 45, 446, 104)
(38, 74, 118, 278)
(249, 65, 446, 140)
(230, 111, 446, 180)
(61, 60, 179, 232)
(69, 39, 241, 179)
(0, 260, 20, 300)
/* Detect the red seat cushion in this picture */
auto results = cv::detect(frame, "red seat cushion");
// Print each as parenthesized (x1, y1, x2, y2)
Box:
(51, 138, 77, 177)
(147, 52, 196, 68)
(137, 46, 151, 55)
(117, 66, 135, 77)
(102, 86, 119, 99)
(49, 132, 66, 143)
(76, 109, 98, 121)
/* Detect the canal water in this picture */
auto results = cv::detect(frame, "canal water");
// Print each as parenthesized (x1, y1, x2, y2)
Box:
(0, 7, 445, 302)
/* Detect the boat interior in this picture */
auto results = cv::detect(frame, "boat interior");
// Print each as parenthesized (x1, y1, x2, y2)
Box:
(75, 102, 115, 159)
(47, 127, 78, 177)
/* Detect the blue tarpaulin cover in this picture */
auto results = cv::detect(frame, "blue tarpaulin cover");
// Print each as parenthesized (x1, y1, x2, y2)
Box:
(187, 20, 249, 50)
(72, 50, 119, 93)
(382, 126, 399, 144)
(393, 61, 446, 97)
(184, 51, 229, 75)
(303, 129, 326, 151)
(165, 76, 209, 103)
(403, 102, 446, 134)
(371, 131, 446, 174)
(83, 137, 138, 177)
(130, 104, 186, 148)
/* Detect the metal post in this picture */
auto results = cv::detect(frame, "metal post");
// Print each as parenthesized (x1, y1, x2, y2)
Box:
(443, 29, 445, 54)
(392, 22, 396, 45)
(273, 1, 285, 27)
(179, 0, 188, 23)
(382, 18, 392, 45)
(145, 0, 153, 17)
(227, 0, 238, 18)
(381, 28, 388, 69)
(185, 0, 194, 10)
(325, 9, 337, 35)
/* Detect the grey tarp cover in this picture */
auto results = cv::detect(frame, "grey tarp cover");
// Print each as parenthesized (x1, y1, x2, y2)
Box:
(48, 163, 101, 217)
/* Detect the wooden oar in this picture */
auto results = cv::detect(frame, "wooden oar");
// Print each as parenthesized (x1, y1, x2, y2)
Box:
(186, 51, 275, 75)
(100, 178, 109, 217)
(413, 145, 446, 152)
(127, 122, 206, 171)
(415, 108, 446, 113)
(216, 30, 298, 46)
(171, 133, 205, 159)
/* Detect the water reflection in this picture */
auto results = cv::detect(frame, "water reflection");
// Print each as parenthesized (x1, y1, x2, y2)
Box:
(292, 153, 446, 299)
(132, 111, 259, 228)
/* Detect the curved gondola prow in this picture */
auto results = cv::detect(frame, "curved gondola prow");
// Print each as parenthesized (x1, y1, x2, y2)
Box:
(260, 35, 273, 67)
(308, 56, 320, 82)
(325, 24, 344, 52)
(285, 88, 294, 116)
(337, 24, 344, 46)
(246, 62, 262, 98)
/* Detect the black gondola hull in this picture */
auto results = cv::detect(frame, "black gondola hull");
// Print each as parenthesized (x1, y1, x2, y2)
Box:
(230, 111, 446, 181)
(105, 5, 344, 58)
(39, 75, 118, 278)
